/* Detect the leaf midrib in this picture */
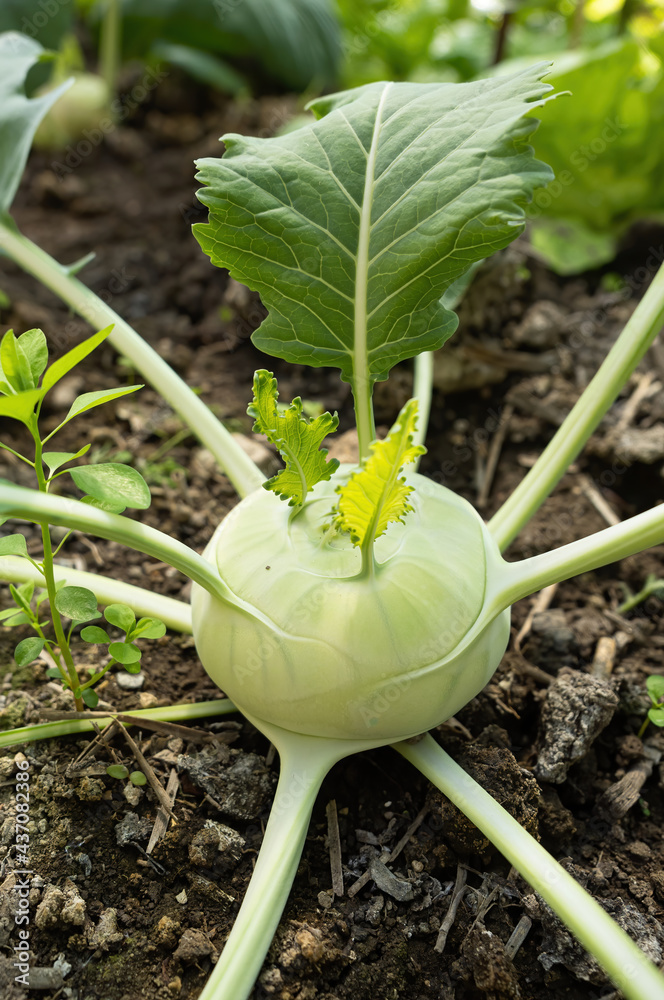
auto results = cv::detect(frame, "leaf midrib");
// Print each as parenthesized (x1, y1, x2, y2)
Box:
(353, 82, 392, 450)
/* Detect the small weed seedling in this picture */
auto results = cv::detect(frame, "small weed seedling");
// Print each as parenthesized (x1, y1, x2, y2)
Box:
(0, 325, 165, 708)
(106, 764, 147, 787)
(639, 675, 664, 738)
(618, 571, 664, 614)
(1, 33, 664, 1000)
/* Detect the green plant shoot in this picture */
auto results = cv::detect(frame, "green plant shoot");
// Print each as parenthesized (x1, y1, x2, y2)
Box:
(0, 326, 164, 709)
(639, 675, 664, 738)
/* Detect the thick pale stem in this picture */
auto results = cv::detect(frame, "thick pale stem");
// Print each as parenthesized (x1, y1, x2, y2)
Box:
(352, 375, 376, 461)
(197, 733, 341, 1000)
(0, 483, 228, 603)
(0, 555, 192, 633)
(490, 502, 664, 614)
(412, 351, 433, 465)
(0, 485, 301, 637)
(0, 221, 264, 498)
(0, 698, 238, 749)
(489, 261, 664, 551)
(397, 735, 664, 1000)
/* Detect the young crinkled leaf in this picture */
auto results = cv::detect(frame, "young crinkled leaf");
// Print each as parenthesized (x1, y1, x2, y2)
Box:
(194, 67, 555, 397)
(335, 398, 425, 549)
(249, 370, 340, 505)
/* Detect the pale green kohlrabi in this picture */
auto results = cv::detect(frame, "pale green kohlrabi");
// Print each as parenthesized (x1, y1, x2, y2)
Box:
(190, 68, 555, 744)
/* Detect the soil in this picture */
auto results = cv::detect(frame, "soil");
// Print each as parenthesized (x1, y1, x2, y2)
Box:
(1, 70, 664, 1000)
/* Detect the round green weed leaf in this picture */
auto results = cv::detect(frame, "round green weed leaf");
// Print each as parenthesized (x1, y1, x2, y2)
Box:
(14, 637, 45, 666)
(129, 771, 147, 786)
(82, 688, 99, 708)
(0, 534, 28, 557)
(54, 586, 99, 622)
(81, 625, 110, 644)
(109, 641, 141, 665)
(134, 617, 166, 639)
(104, 604, 135, 632)
(646, 674, 664, 704)
(80, 496, 127, 514)
(648, 706, 664, 727)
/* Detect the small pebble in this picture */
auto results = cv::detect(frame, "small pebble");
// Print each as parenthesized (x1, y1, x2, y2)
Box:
(115, 671, 145, 691)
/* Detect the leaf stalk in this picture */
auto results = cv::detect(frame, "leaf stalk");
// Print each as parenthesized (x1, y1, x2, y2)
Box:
(397, 734, 664, 1000)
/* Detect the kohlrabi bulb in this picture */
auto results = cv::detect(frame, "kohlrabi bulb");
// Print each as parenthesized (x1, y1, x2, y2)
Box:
(34, 74, 113, 151)
(191, 470, 509, 742)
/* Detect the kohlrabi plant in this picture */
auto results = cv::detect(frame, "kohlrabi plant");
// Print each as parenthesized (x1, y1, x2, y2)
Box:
(1, 32, 664, 1000)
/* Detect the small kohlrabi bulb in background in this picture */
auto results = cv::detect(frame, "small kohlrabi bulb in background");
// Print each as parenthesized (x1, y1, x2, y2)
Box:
(33, 74, 114, 151)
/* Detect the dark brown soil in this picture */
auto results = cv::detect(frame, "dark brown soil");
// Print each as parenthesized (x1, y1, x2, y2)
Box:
(1, 73, 663, 1000)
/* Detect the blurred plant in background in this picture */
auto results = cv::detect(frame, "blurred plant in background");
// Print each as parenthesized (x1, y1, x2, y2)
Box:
(336, 0, 664, 273)
(336, 0, 662, 86)
(524, 36, 664, 273)
(3, 0, 662, 274)
(0, 0, 341, 98)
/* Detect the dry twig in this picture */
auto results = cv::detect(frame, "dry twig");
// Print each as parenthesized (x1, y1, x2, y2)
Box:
(514, 583, 559, 652)
(147, 768, 180, 854)
(477, 404, 514, 508)
(326, 799, 344, 896)
(118, 725, 176, 818)
(434, 864, 468, 954)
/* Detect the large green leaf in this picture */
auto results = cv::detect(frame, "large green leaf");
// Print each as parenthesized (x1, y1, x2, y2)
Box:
(195, 67, 554, 391)
(0, 33, 71, 216)
(0, 3, 73, 50)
